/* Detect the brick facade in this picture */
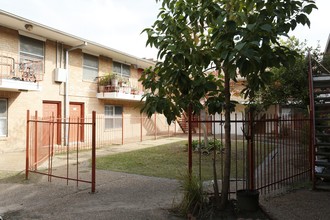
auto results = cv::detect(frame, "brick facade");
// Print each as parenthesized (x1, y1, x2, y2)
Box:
(0, 24, 170, 153)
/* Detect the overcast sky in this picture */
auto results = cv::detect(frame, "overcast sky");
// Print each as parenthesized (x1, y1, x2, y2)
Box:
(0, 0, 328, 59)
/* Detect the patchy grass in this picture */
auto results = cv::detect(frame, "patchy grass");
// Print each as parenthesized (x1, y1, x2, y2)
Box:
(96, 140, 247, 180)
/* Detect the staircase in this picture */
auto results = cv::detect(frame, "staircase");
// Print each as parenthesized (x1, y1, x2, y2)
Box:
(176, 113, 198, 133)
(310, 70, 330, 189)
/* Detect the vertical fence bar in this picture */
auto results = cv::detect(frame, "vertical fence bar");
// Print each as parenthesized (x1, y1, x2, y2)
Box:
(234, 113, 237, 193)
(188, 105, 192, 175)
(91, 111, 96, 193)
(242, 112, 246, 189)
(34, 111, 38, 170)
(154, 114, 157, 140)
(122, 111, 124, 145)
(248, 109, 255, 190)
(140, 113, 143, 142)
(25, 110, 30, 180)
(76, 117, 80, 187)
(67, 117, 70, 186)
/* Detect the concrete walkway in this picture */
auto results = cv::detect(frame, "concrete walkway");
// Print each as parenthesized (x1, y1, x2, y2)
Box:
(0, 136, 187, 172)
(0, 137, 187, 220)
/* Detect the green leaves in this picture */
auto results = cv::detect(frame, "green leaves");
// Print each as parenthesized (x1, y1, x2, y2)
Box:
(140, 0, 317, 123)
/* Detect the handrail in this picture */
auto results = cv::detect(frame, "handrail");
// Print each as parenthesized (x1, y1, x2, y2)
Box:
(307, 52, 316, 188)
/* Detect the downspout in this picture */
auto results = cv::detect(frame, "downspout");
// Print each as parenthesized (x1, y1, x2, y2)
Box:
(64, 42, 87, 145)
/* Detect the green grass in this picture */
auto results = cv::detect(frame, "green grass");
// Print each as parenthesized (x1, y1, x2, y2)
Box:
(96, 140, 248, 180)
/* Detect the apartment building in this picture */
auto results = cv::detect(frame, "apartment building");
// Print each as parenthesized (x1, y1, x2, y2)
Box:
(0, 10, 177, 153)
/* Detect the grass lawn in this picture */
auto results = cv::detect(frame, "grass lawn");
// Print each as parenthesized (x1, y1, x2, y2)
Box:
(96, 140, 247, 180)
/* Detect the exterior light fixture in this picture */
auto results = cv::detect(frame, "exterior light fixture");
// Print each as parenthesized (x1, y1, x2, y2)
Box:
(24, 24, 33, 31)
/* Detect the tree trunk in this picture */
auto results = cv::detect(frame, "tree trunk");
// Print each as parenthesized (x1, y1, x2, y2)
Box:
(220, 69, 231, 209)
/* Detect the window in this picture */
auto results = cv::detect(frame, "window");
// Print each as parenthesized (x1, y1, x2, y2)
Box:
(83, 54, 99, 81)
(105, 105, 122, 129)
(0, 99, 8, 137)
(20, 35, 44, 74)
(113, 61, 130, 78)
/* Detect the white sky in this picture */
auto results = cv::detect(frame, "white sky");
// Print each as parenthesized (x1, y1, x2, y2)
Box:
(0, 0, 328, 59)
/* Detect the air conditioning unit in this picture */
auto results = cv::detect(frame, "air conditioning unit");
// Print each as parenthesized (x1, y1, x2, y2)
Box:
(54, 68, 67, 82)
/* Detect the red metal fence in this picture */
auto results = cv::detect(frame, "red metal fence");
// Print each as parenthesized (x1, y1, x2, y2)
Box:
(25, 110, 96, 192)
(190, 112, 311, 195)
(25, 110, 177, 192)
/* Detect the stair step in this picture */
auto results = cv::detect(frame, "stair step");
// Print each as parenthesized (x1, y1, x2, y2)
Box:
(315, 118, 330, 122)
(315, 161, 330, 167)
(315, 146, 330, 150)
(314, 90, 330, 95)
(316, 133, 330, 137)
(316, 151, 330, 157)
(315, 125, 330, 129)
(315, 103, 330, 107)
(315, 184, 330, 190)
(313, 76, 330, 87)
(313, 75, 330, 81)
(315, 96, 330, 102)
(315, 173, 330, 179)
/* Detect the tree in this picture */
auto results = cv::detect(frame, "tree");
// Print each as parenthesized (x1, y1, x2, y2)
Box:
(254, 37, 315, 109)
(141, 0, 316, 209)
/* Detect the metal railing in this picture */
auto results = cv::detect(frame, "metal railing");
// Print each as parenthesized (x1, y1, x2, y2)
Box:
(189, 112, 311, 196)
(25, 110, 96, 192)
(0, 52, 44, 83)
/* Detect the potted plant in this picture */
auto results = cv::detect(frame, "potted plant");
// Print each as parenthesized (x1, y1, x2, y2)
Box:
(98, 74, 111, 92)
(131, 86, 139, 95)
(110, 73, 119, 86)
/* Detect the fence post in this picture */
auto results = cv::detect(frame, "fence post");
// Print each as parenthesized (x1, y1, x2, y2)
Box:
(34, 111, 38, 171)
(188, 105, 193, 175)
(247, 108, 255, 190)
(122, 111, 124, 145)
(91, 111, 96, 193)
(25, 110, 30, 180)
(154, 114, 157, 140)
(140, 113, 143, 142)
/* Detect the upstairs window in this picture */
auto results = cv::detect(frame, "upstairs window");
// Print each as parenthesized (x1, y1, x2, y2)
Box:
(113, 61, 130, 78)
(104, 105, 122, 129)
(19, 35, 44, 76)
(83, 54, 99, 81)
(0, 99, 8, 137)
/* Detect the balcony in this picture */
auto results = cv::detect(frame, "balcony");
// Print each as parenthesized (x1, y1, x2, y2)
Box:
(0, 52, 43, 92)
(96, 75, 144, 101)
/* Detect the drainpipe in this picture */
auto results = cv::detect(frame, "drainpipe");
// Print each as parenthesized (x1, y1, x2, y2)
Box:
(64, 42, 87, 146)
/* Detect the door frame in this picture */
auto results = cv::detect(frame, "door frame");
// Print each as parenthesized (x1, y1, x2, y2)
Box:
(42, 101, 61, 145)
(69, 102, 85, 142)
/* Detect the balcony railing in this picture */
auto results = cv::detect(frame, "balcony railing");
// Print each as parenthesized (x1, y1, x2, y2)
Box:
(96, 75, 144, 101)
(0, 52, 43, 91)
(0, 52, 43, 81)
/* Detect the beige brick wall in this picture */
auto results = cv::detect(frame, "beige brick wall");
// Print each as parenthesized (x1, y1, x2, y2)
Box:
(0, 25, 159, 153)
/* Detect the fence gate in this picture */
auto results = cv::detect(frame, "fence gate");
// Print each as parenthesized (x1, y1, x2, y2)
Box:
(25, 110, 96, 193)
(188, 111, 311, 196)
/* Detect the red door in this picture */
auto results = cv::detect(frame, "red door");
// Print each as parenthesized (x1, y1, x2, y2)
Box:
(69, 103, 84, 142)
(42, 102, 61, 146)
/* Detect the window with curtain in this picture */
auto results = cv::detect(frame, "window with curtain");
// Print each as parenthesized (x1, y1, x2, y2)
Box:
(104, 105, 123, 129)
(0, 99, 8, 137)
(113, 61, 130, 78)
(83, 54, 99, 81)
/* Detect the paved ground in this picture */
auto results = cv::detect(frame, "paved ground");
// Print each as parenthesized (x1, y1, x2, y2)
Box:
(1, 137, 330, 219)
(0, 170, 182, 220)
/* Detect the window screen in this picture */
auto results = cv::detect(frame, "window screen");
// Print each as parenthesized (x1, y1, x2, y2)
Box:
(83, 54, 99, 81)
(0, 99, 8, 137)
